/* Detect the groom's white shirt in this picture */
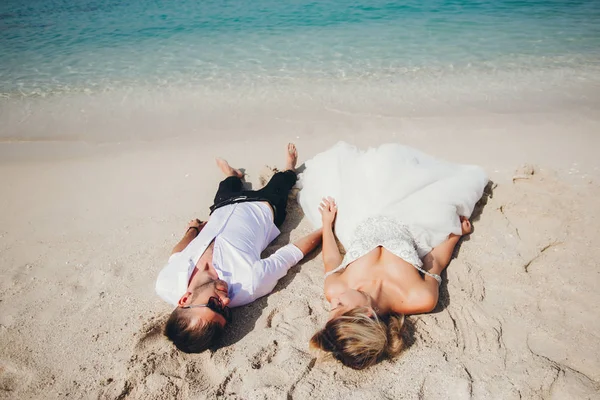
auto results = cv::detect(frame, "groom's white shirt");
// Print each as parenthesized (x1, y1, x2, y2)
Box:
(155, 202, 304, 308)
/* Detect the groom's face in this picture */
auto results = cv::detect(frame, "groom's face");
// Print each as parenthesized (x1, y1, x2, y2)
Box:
(179, 279, 231, 328)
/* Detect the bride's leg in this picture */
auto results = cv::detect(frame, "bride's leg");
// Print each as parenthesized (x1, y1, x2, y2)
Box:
(252, 143, 299, 226)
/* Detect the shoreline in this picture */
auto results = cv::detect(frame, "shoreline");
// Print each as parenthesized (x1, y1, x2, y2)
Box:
(1, 70, 599, 176)
(1, 92, 599, 184)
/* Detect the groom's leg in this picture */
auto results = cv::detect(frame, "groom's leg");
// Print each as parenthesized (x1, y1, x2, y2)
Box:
(213, 176, 244, 205)
(212, 157, 244, 206)
(254, 170, 297, 226)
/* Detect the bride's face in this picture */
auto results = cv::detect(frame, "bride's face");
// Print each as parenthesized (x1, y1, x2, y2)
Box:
(328, 289, 371, 320)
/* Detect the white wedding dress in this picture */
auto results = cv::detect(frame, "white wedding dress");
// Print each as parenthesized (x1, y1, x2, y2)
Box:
(296, 142, 488, 275)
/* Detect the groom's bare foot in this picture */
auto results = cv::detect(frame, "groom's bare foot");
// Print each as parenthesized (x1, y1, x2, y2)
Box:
(285, 143, 298, 171)
(216, 158, 243, 178)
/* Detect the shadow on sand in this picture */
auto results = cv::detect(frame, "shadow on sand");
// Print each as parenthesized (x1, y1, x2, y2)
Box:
(433, 180, 495, 313)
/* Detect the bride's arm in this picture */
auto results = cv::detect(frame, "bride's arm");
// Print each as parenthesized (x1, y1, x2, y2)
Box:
(406, 217, 473, 314)
(422, 217, 472, 276)
(320, 197, 342, 273)
(322, 222, 342, 272)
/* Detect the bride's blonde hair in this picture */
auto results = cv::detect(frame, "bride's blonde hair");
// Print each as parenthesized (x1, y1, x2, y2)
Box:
(309, 307, 406, 370)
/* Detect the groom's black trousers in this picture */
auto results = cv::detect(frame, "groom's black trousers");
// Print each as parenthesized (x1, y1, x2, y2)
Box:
(210, 170, 297, 227)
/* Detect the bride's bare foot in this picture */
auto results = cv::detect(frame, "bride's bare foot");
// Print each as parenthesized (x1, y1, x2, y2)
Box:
(460, 216, 472, 235)
(216, 158, 243, 178)
(285, 143, 298, 171)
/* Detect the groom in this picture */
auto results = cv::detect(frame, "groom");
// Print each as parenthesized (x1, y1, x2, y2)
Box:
(155, 143, 322, 353)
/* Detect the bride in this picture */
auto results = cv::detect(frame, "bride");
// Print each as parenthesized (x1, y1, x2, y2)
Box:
(297, 142, 488, 369)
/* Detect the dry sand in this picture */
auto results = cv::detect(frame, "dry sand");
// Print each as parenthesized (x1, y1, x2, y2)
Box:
(1, 105, 600, 399)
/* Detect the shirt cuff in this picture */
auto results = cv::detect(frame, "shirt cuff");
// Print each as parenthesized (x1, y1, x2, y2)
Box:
(284, 243, 305, 265)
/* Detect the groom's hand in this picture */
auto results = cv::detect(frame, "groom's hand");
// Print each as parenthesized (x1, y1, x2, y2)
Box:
(186, 219, 206, 236)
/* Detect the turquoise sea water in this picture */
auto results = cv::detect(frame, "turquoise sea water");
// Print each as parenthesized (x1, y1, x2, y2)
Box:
(1, 0, 599, 97)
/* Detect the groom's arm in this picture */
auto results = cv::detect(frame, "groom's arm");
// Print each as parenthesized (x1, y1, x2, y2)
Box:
(255, 228, 323, 279)
(253, 229, 323, 299)
(171, 229, 198, 255)
(292, 228, 323, 256)
(171, 220, 207, 255)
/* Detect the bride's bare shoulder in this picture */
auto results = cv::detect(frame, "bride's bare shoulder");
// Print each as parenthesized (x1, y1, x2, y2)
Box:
(324, 275, 346, 301)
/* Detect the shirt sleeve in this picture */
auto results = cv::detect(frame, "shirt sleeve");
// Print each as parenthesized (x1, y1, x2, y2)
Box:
(155, 251, 188, 307)
(252, 244, 304, 299)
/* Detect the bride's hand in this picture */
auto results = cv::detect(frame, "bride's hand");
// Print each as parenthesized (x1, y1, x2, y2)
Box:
(319, 197, 337, 226)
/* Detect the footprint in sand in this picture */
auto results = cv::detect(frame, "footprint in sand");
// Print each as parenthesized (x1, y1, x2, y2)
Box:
(286, 360, 329, 400)
(98, 314, 196, 400)
(250, 341, 279, 370)
(448, 259, 486, 302)
(0, 359, 35, 394)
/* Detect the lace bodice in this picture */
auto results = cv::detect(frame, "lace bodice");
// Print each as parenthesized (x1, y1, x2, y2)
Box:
(325, 216, 442, 285)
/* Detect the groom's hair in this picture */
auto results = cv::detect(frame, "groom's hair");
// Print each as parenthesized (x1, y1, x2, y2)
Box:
(164, 308, 223, 353)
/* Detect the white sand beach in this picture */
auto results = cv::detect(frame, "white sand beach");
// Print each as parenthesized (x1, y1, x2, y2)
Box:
(1, 86, 600, 399)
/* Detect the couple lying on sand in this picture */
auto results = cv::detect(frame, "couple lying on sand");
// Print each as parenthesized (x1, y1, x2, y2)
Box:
(156, 142, 488, 370)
